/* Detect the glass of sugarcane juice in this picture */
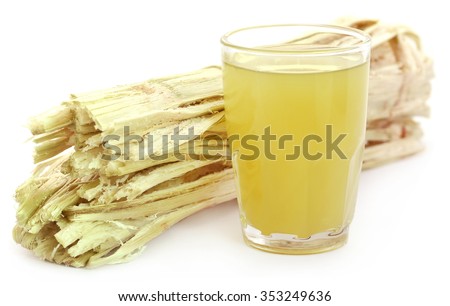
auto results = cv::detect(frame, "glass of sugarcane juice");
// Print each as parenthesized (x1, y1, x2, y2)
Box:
(221, 25, 371, 254)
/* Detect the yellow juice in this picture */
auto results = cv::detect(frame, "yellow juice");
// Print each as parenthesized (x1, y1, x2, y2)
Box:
(223, 62, 369, 238)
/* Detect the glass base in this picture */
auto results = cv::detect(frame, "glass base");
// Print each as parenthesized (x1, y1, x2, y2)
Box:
(242, 225, 349, 255)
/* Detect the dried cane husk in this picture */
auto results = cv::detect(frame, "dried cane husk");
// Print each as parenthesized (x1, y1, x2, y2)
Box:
(14, 19, 433, 267)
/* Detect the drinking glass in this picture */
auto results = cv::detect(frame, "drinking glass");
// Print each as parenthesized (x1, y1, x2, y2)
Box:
(221, 25, 371, 254)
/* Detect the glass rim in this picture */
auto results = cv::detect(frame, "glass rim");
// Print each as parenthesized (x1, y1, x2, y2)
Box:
(220, 24, 371, 55)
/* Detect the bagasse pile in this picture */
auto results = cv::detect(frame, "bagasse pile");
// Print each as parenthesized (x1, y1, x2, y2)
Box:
(13, 19, 433, 267)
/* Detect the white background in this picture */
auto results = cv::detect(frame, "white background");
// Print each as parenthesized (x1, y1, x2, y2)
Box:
(0, 1, 448, 305)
